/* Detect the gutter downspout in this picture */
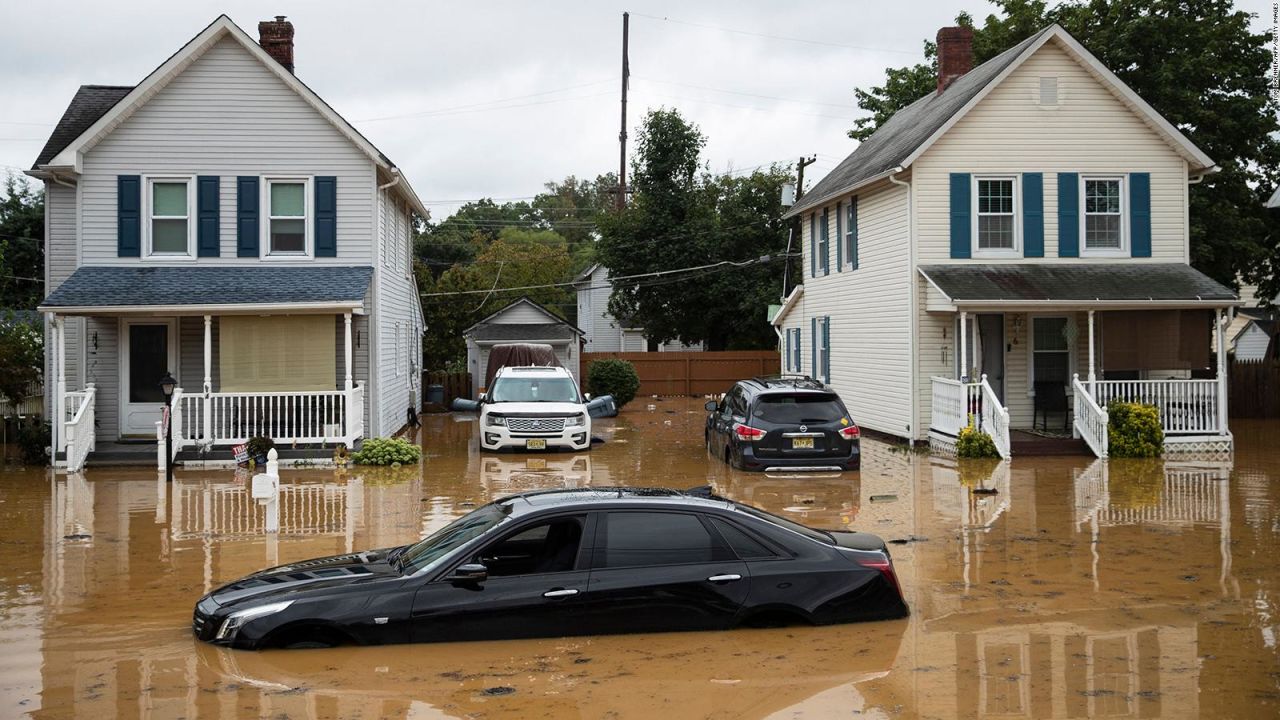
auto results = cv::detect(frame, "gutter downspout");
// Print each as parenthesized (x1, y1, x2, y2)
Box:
(888, 166, 918, 443)
(378, 169, 402, 192)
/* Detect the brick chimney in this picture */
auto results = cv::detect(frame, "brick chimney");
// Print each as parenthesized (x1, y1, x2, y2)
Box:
(258, 16, 294, 73)
(936, 26, 974, 94)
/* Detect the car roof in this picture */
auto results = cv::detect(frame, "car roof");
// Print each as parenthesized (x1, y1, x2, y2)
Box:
(494, 366, 572, 378)
(737, 375, 834, 395)
(494, 487, 736, 517)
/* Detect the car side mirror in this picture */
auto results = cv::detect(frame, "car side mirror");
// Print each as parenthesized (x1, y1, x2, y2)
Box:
(704, 400, 718, 412)
(448, 563, 488, 584)
(584, 393, 592, 401)
(478, 393, 487, 403)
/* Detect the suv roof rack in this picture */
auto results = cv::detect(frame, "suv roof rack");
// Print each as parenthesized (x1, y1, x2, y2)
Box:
(749, 374, 826, 390)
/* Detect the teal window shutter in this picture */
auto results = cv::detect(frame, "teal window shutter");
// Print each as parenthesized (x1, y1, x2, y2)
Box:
(197, 176, 220, 257)
(822, 316, 831, 382)
(810, 317, 817, 377)
(795, 329, 802, 371)
(809, 214, 817, 278)
(1057, 172, 1079, 257)
(949, 173, 971, 259)
(1022, 173, 1043, 257)
(315, 176, 337, 257)
(820, 208, 830, 275)
(849, 197, 859, 270)
(1129, 173, 1151, 257)
(117, 175, 141, 257)
(784, 329, 792, 370)
(236, 176, 259, 257)
(835, 201, 844, 271)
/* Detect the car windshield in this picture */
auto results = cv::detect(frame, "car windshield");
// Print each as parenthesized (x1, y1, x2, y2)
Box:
(751, 395, 846, 424)
(733, 503, 835, 545)
(489, 376, 579, 403)
(396, 504, 511, 574)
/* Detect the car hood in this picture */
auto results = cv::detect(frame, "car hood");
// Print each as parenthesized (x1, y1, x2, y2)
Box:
(484, 402, 586, 415)
(208, 548, 403, 608)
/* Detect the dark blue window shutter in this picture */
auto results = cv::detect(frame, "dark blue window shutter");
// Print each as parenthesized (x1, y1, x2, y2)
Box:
(1022, 173, 1043, 257)
(236, 176, 259, 257)
(835, 202, 844, 271)
(809, 214, 817, 278)
(810, 317, 817, 378)
(117, 175, 141, 257)
(197, 176, 220, 257)
(949, 173, 971, 259)
(820, 208, 830, 275)
(793, 329, 801, 372)
(822, 317, 831, 382)
(1129, 172, 1151, 257)
(315, 176, 337, 257)
(849, 197, 859, 269)
(1057, 172, 1079, 257)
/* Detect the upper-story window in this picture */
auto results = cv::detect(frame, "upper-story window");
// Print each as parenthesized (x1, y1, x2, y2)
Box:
(266, 178, 309, 256)
(1082, 176, 1125, 255)
(146, 177, 194, 257)
(973, 176, 1018, 256)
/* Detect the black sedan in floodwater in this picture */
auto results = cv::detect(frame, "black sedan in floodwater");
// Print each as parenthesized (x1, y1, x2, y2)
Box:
(193, 487, 908, 649)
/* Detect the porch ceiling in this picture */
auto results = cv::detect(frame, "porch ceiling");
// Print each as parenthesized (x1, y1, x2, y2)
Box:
(919, 263, 1239, 311)
(39, 265, 373, 316)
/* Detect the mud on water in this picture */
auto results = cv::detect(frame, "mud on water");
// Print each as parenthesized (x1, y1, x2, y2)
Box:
(1, 398, 1277, 718)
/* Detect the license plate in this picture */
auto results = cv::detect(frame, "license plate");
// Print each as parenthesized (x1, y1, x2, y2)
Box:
(525, 439, 547, 450)
(526, 458, 548, 470)
(791, 438, 814, 449)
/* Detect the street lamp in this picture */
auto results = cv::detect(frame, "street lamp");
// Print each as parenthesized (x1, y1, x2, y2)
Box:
(160, 371, 176, 482)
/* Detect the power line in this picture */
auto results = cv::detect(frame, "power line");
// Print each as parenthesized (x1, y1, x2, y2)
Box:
(629, 12, 919, 55)
(352, 81, 614, 123)
(634, 77, 853, 109)
(630, 90, 851, 121)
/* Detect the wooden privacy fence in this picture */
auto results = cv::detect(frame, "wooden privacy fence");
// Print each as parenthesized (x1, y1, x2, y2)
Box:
(582, 351, 778, 397)
(1229, 358, 1280, 418)
(422, 371, 473, 406)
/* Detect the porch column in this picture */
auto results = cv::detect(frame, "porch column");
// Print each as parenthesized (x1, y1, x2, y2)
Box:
(1087, 310, 1097, 391)
(958, 310, 968, 381)
(52, 314, 64, 454)
(343, 313, 353, 391)
(202, 315, 212, 445)
(1216, 308, 1228, 435)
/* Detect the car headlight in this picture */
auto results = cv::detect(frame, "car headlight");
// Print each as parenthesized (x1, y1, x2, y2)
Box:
(215, 600, 294, 641)
(565, 414, 587, 428)
(485, 414, 506, 427)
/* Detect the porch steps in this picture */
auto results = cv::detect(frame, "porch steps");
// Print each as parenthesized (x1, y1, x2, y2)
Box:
(1009, 431, 1091, 456)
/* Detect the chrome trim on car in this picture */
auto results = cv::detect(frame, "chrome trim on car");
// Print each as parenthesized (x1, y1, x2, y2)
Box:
(781, 432, 825, 438)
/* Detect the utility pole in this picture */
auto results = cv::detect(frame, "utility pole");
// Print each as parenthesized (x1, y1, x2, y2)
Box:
(616, 12, 630, 210)
(796, 155, 817, 199)
(782, 155, 817, 300)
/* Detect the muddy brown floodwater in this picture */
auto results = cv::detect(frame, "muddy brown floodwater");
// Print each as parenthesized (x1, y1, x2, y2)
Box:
(1, 398, 1278, 719)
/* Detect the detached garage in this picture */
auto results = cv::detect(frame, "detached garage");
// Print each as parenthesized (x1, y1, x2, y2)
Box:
(463, 298, 584, 397)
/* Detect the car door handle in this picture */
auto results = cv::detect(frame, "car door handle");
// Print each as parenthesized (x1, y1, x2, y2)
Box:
(543, 588, 579, 598)
(707, 574, 742, 583)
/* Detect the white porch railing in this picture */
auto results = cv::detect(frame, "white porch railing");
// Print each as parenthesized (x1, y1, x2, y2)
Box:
(174, 381, 365, 449)
(63, 384, 96, 473)
(977, 375, 1011, 460)
(1090, 378, 1221, 436)
(930, 376, 1010, 459)
(930, 377, 968, 437)
(1073, 375, 1109, 458)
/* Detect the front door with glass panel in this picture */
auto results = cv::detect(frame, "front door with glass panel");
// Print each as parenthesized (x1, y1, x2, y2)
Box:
(120, 319, 178, 437)
(957, 314, 1006, 402)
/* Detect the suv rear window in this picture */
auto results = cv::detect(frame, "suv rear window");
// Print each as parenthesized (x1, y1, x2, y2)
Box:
(751, 394, 845, 424)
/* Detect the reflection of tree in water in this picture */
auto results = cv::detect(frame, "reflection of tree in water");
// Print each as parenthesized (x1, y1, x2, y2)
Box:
(1105, 458, 1165, 511)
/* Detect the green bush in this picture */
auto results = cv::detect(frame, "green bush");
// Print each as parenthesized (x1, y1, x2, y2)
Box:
(352, 437, 422, 466)
(246, 436, 275, 459)
(586, 359, 641, 408)
(16, 419, 50, 465)
(1108, 401, 1163, 458)
(955, 418, 1000, 458)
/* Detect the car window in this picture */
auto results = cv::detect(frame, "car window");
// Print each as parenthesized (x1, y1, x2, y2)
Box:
(732, 504, 834, 545)
(599, 512, 732, 568)
(489, 376, 579, 403)
(751, 395, 846, 424)
(729, 388, 748, 417)
(398, 504, 510, 574)
(477, 516, 585, 577)
(709, 517, 777, 559)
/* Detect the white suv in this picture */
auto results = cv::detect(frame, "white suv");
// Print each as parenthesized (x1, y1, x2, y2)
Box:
(479, 366, 592, 451)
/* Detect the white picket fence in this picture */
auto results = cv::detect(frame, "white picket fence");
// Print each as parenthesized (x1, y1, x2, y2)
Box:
(1090, 379, 1221, 435)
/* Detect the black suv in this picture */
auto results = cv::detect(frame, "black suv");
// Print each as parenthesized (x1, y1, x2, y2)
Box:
(705, 375, 860, 472)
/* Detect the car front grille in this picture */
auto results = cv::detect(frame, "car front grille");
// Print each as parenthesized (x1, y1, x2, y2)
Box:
(192, 609, 208, 638)
(507, 417, 565, 433)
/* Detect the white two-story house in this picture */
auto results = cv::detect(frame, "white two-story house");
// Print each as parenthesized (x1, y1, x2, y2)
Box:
(774, 25, 1239, 459)
(574, 263, 703, 352)
(28, 15, 427, 471)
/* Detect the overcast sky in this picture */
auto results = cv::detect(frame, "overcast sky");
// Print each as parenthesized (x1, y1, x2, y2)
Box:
(1, 1, 1274, 219)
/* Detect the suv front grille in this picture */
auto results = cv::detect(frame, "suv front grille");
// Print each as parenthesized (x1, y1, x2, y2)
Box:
(507, 417, 565, 433)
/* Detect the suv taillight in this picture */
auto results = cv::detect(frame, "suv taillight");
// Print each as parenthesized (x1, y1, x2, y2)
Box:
(839, 424, 860, 440)
(733, 423, 766, 441)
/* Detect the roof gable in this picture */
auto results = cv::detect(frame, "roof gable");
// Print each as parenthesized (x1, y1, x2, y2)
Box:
(32, 86, 133, 168)
(465, 297, 582, 335)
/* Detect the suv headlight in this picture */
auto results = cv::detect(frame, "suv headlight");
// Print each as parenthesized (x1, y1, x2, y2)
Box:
(215, 600, 294, 641)
(565, 414, 587, 428)
(485, 414, 506, 427)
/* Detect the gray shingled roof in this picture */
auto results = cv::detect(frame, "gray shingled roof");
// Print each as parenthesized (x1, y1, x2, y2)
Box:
(469, 323, 579, 343)
(40, 266, 373, 309)
(787, 27, 1051, 218)
(32, 85, 134, 169)
(919, 263, 1238, 303)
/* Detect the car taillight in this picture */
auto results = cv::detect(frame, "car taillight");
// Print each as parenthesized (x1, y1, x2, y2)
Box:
(733, 423, 766, 441)
(839, 424, 860, 440)
(857, 556, 902, 596)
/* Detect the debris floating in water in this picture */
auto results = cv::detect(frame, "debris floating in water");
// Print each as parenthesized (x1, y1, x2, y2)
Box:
(481, 686, 516, 696)
(971, 487, 999, 496)
(870, 494, 897, 503)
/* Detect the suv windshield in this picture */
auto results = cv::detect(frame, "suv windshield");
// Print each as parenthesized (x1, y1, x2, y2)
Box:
(397, 504, 510, 574)
(489, 376, 580, 403)
(751, 394, 845, 424)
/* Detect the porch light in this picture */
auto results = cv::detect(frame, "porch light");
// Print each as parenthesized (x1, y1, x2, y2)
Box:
(159, 371, 177, 399)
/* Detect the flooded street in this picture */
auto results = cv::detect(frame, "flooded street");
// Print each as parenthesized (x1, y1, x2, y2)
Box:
(1, 397, 1278, 719)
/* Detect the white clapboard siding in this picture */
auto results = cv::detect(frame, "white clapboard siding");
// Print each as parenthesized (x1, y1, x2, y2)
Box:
(1235, 324, 1272, 362)
(78, 36, 375, 265)
(798, 179, 914, 437)
(44, 183, 83, 414)
(913, 38, 1189, 264)
(375, 186, 418, 436)
(579, 265, 623, 352)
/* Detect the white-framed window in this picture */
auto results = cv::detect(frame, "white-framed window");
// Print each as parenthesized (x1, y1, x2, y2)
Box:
(145, 176, 195, 258)
(1029, 315, 1072, 395)
(972, 175, 1018, 255)
(1081, 175, 1126, 255)
(395, 321, 404, 377)
(816, 316, 830, 383)
(263, 177, 310, 257)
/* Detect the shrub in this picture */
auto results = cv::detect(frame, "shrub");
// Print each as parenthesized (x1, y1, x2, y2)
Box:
(246, 436, 275, 459)
(352, 437, 421, 466)
(955, 419, 1000, 459)
(16, 418, 50, 465)
(586, 359, 641, 408)
(1108, 401, 1163, 458)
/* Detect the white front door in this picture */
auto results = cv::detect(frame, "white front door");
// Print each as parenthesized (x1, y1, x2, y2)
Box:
(120, 319, 178, 437)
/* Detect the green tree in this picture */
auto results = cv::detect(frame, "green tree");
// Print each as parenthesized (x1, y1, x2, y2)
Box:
(596, 109, 791, 350)
(0, 174, 44, 309)
(532, 174, 615, 272)
(847, 0, 1280, 294)
(415, 199, 537, 278)
(0, 312, 42, 403)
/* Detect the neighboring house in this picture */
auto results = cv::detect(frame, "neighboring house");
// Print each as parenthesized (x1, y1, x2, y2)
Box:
(574, 263, 703, 352)
(27, 16, 427, 471)
(463, 298, 584, 397)
(1232, 319, 1276, 362)
(775, 24, 1239, 458)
